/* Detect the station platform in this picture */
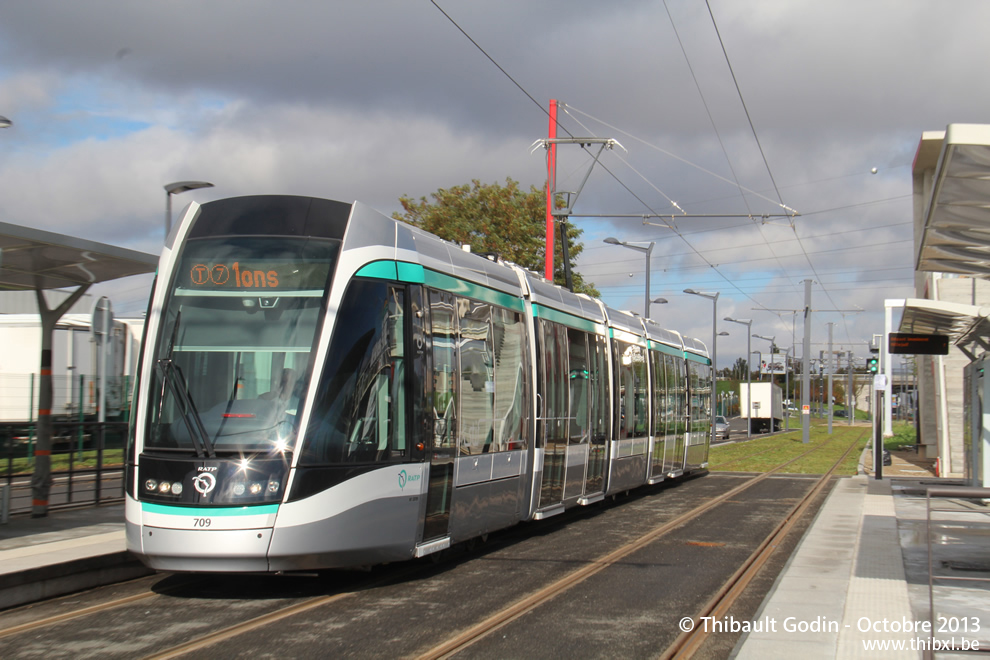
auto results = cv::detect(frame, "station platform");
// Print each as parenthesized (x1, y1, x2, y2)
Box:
(733, 465, 989, 659)
(1, 466, 987, 658)
(0, 502, 150, 610)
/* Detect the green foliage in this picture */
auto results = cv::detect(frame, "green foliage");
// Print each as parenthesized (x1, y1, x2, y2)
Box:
(885, 422, 917, 452)
(394, 178, 599, 296)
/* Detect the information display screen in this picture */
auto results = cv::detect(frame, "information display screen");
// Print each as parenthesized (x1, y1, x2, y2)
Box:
(183, 260, 331, 292)
(888, 333, 949, 355)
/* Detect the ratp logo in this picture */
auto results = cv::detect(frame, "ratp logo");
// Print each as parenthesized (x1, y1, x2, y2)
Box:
(398, 469, 421, 490)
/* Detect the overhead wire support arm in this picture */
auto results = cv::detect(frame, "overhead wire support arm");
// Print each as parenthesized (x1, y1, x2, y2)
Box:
(531, 138, 626, 218)
(530, 137, 627, 150)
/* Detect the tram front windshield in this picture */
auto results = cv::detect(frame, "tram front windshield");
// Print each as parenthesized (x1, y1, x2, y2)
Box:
(146, 236, 338, 455)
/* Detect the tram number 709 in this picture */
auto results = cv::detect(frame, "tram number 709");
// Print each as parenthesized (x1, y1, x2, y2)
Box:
(193, 518, 213, 528)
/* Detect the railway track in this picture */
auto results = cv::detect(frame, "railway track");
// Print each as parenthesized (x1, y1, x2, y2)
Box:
(0, 431, 866, 659)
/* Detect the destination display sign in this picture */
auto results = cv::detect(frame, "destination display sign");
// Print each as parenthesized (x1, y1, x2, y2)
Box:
(183, 260, 331, 291)
(888, 333, 949, 355)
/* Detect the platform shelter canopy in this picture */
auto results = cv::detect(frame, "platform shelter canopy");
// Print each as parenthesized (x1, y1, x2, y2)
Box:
(917, 124, 990, 277)
(0, 220, 158, 292)
(896, 297, 990, 356)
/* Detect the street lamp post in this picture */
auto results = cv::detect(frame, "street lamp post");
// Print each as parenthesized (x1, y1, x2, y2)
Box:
(604, 237, 655, 318)
(0, 115, 12, 129)
(685, 289, 720, 444)
(752, 333, 777, 383)
(165, 181, 214, 238)
(724, 317, 753, 439)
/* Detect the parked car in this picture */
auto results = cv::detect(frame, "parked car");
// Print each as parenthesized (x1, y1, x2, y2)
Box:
(714, 415, 730, 441)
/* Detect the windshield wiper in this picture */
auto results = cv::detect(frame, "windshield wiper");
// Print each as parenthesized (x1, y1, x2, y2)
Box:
(157, 360, 216, 458)
(156, 311, 216, 458)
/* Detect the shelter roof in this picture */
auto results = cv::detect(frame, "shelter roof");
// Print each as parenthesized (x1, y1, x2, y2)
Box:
(0, 221, 157, 291)
(916, 124, 990, 276)
(895, 297, 990, 355)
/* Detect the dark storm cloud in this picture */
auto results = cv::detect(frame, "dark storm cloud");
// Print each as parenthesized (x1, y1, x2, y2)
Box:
(1, 0, 987, 345)
(0, 1, 656, 137)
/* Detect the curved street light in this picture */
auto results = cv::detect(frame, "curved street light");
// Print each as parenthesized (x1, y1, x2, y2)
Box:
(605, 237, 655, 318)
(725, 317, 753, 438)
(0, 115, 12, 129)
(684, 289, 720, 444)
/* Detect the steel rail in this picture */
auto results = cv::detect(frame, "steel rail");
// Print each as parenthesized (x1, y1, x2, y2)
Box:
(4, 435, 859, 658)
(414, 438, 846, 660)
(0, 574, 196, 640)
(659, 431, 867, 659)
(140, 563, 427, 660)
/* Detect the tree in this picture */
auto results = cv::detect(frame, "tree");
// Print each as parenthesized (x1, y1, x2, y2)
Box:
(394, 178, 599, 296)
(729, 357, 749, 381)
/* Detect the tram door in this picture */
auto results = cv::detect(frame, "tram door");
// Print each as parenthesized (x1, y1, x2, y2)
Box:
(538, 321, 567, 507)
(664, 358, 687, 475)
(538, 322, 597, 509)
(422, 290, 456, 541)
(649, 351, 667, 481)
(585, 334, 609, 495)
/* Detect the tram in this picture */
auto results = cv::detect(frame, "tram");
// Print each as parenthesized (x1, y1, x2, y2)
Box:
(125, 195, 712, 572)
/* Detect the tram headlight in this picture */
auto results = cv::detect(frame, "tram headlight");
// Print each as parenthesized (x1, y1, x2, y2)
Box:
(158, 481, 172, 494)
(145, 479, 158, 492)
(170, 482, 183, 495)
(267, 480, 280, 494)
(233, 482, 246, 496)
(249, 482, 263, 495)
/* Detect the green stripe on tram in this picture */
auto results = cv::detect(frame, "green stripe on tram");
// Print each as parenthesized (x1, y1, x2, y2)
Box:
(533, 304, 606, 334)
(356, 260, 525, 311)
(649, 340, 682, 357)
(355, 261, 398, 280)
(142, 503, 279, 517)
(684, 351, 710, 365)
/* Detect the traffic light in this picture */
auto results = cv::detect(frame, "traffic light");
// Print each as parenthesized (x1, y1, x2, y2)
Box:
(868, 357, 878, 373)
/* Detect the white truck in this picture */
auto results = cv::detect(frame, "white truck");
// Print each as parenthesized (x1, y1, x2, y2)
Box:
(740, 382, 783, 434)
(0, 314, 143, 423)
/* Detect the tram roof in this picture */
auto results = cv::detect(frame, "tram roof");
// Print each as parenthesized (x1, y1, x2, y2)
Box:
(0, 221, 158, 291)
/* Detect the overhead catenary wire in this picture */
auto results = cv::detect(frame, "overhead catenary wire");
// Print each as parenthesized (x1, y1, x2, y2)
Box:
(560, 109, 781, 314)
(428, 0, 892, 342)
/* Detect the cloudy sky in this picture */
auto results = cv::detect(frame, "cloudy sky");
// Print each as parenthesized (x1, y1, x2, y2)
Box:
(1, 0, 986, 371)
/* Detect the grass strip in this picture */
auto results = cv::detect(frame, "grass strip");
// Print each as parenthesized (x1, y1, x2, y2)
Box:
(710, 423, 868, 475)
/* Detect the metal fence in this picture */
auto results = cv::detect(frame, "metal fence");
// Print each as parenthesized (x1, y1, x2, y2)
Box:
(0, 374, 132, 424)
(0, 421, 127, 519)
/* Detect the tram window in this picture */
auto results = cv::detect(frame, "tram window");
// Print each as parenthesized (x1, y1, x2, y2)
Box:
(458, 298, 494, 455)
(430, 290, 457, 451)
(301, 280, 406, 465)
(492, 307, 529, 452)
(542, 321, 568, 446)
(589, 334, 609, 443)
(663, 354, 678, 441)
(614, 340, 647, 439)
(651, 351, 665, 439)
(567, 328, 590, 445)
(688, 361, 712, 445)
(146, 235, 338, 454)
(673, 357, 687, 436)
